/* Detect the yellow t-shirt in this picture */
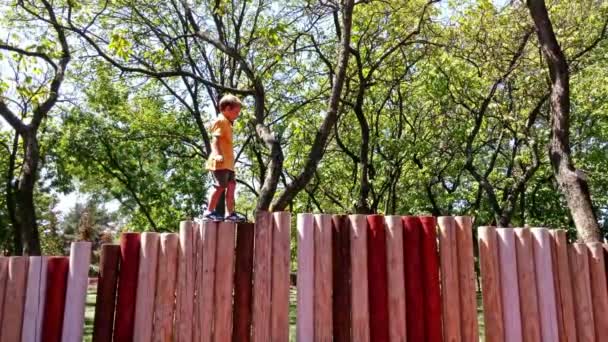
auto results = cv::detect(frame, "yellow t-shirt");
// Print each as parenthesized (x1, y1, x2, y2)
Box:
(206, 114, 235, 171)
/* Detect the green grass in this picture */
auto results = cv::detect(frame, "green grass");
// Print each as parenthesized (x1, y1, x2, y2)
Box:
(83, 286, 96, 342)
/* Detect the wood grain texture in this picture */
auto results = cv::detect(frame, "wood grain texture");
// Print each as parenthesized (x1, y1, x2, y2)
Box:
(531, 228, 559, 342)
(314, 214, 333, 341)
(569, 243, 595, 342)
(176, 221, 196, 342)
(350, 214, 370, 342)
(1, 256, 28, 342)
(214, 221, 237, 342)
(587, 242, 608, 341)
(385, 216, 406, 342)
(92, 245, 120, 342)
(152, 233, 179, 342)
(514, 228, 542, 342)
(62, 242, 92, 342)
(232, 222, 255, 342)
(438, 217, 462, 342)
(133, 232, 160, 342)
(252, 211, 273, 342)
(297, 214, 315, 342)
(496, 228, 523, 342)
(550, 230, 576, 342)
(270, 212, 291, 342)
(455, 216, 479, 342)
(478, 227, 505, 342)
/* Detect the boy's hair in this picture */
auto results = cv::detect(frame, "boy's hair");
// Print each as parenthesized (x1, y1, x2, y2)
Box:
(218, 94, 242, 111)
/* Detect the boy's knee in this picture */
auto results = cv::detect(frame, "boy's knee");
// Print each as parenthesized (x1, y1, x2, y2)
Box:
(213, 184, 227, 191)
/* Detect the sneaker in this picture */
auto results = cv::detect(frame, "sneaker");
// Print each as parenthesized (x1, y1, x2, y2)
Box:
(204, 211, 224, 222)
(225, 212, 247, 222)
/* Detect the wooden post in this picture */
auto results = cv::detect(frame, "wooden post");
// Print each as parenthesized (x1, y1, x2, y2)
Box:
(587, 242, 608, 340)
(367, 215, 389, 342)
(385, 216, 406, 342)
(42, 257, 69, 342)
(332, 215, 352, 342)
(22, 256, 47, 342)
(93, 245, 120, 342)
(113, 233, 141, 342)
(270, 212, 291, 342)
(350, 215, 370, 342)
(62, 242, 92, 342)
(569, 243, 595, 342)
(314, 214, 333, 341)
(420, 216, 443, 342)
(214, 221, 237, 342)
(496, 229, 523, 342)
(198, 221, 218, 342)
(455, 216, 479, 342)
(232, 222, 255, 342)
(0, 257, 8, 334)
(176, 221, 196, 342)
(403, 216, 426, 342)
(478, 227, 505, 342)
(252, 211, 273, 342)
(297, 214, 315, 342)
(549, 230, 576, 342)
(438, 217, 462, 342)
(152, 233, 179, 342)
(514, 228, 542, 342)
(134, 233, 160, 342)
(0, 256, 28, 342)
(531, 228, 559, 342)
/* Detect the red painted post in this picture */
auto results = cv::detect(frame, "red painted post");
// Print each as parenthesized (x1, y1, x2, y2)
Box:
(367, 214, 389, 342)
(93, 245, 120, 342)
(42, 257, 69, 342)
(233, 222, 255, 342)
(113, 233, 141, 342)
(402, 216, 426, 342)
(420, 216, 443, 342)
(332, 215, 352, 342)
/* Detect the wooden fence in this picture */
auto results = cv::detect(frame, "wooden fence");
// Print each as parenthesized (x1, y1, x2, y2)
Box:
(92, 211, 291, 342)
(0, 241, 91, 342)
(0, 213, 603, 341)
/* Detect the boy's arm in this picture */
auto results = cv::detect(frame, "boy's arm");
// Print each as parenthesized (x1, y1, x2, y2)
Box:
(210, 119, 225, 161)
(211, 137, 223, 162)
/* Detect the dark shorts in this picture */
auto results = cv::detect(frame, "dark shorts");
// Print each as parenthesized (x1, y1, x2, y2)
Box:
(213, 170, 235, 187)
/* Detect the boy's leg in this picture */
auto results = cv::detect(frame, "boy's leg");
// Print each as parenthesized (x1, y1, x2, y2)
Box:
(226, 178, 236, 214)
(207, 170, 229, 212)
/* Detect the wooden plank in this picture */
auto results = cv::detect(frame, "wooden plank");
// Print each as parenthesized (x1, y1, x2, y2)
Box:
(297, 214, 315, 342)
(438, 216, 462, 342)
(587, 242, 608, 341)
(549, 230, 565, 342)
(93, 244, 120, 342)
(1, 256, 28, 342)
(22, 256, 47, 342)
(232, 222, 255, 342)
(402, 216, 426, 342)
(270, 212, 291, 342)
(385, 216, 406, 342)
(42, 257, 69, 342)
(113, 233, 141, 342)
(350, 214, 370, 342)
(198, 221, 218, 342)
(496, 229, 523, 342)
(314, 214, 333, 341)
(62, 241, 93, 342)
(61, 243, 90, 341)
(569, 243, 595, 342)
(0, 257, 8, 336)
(176, 221, 196, 342)
(133, 232, 160, 342)
(531, 228, 559, 342)
(550, 230, 576, 342)
(514, 228, 542, 342)
(152, 233, 179, 342)
(478, 226, 504, 342)
(332, 215, 352, 342)
(367, 215, 389, 342)
(454, 216, 479, 342)
(252, 211, 273, 342)
(214, 221, 237, 342)
(420, 216, 443, 342)
(194, 221, 202, 342)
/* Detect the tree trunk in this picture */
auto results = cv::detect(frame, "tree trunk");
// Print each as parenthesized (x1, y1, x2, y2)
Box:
(271, 0, 355, 211)
(16, 130, 42, 255)
(526, 0, 601, 242)
(6, 133, 22, 254)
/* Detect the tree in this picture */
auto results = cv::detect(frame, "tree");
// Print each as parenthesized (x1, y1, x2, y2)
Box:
(0, 0, 71, 255)
(526, 0, 604, 241)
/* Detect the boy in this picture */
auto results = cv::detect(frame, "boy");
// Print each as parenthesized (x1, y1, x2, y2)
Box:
(204, 94, 245, 222)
